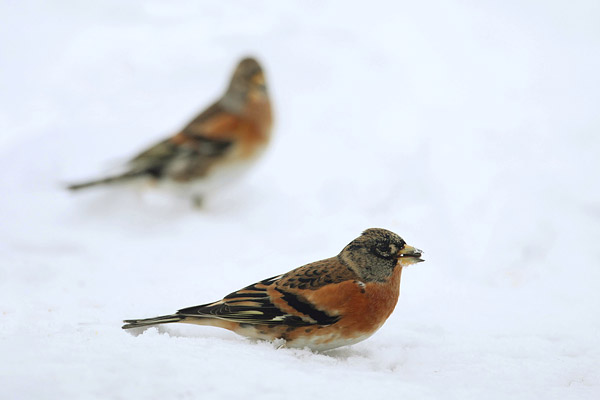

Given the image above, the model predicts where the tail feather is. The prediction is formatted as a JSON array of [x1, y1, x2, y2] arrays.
[[67, 170, 148, 191], [122, 314, 185, 329]]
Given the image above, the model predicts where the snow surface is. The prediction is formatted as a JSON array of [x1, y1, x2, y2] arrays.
[[1, 1, 600, 399]]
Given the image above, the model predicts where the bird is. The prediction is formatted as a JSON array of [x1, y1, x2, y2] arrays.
[[122, 228, 423, 351], [67, 57, 273, 206]]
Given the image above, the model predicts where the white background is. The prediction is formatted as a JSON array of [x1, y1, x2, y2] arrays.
[[1, 1, 599, 398]]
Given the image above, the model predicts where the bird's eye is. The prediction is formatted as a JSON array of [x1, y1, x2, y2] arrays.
[[373, 243, 394, 259]]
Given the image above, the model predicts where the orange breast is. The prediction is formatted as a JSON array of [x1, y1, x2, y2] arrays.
[[303, 266, 403, 335], [202, 99, 272, 158]]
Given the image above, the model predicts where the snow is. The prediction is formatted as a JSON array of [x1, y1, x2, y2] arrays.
[[1, 0, 599, 398]]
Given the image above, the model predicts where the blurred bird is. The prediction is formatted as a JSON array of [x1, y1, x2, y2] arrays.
[[67, 57, 273, 205], [122, 228, 423, 351]]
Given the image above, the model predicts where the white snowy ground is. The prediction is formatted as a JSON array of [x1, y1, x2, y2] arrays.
[[1, 1, 599, 398]]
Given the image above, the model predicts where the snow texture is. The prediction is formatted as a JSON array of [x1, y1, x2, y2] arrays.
[[1, 1, 599, 399]]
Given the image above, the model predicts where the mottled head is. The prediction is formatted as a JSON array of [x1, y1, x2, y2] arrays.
[[226, 57, 268, 96], [338, 228, 424, 282]]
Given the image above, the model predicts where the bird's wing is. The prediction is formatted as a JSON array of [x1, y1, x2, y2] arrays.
[[127, 138, 178, 170], [127, 134, 233, 178], [179, 102, 242, 141], [176, 275, 315, 326], [124, 101, 237, 177], [176, 259, 357, 326]]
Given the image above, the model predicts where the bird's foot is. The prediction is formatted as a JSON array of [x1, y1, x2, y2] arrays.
[[192, 195, 204, 208]]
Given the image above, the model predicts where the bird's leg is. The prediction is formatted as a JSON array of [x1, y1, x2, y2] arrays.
[[274, 339, 287, 350], [192, 195, 204, 208]]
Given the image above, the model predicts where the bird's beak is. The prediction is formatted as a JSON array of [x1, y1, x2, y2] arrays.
[[397, 245, 424, 266]]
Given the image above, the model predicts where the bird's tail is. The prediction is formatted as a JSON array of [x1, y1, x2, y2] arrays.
[[67, 170, 148, 191], [122, 314, 185, 329]]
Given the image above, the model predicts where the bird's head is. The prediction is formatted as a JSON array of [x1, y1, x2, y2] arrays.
[[227, 57, 268, 96], [339, 228, 424, 282]]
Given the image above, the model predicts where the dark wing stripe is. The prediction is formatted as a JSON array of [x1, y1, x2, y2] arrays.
[[225, 298, 266, 304], [177, 303, 215, 316], [274, 288, 339, 326], [224, 291, 268, 299], [176, 275, 336, 327], [227, 275, 281, 295], [176, 296, 312, 326], [187, 136, 233, 157], [259, 275, 283, 285]]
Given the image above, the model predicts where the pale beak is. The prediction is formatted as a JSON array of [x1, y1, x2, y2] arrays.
[[397, 245, 424, 265]]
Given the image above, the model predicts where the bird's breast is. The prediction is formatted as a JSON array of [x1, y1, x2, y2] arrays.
[[302, 266, 403, 334]]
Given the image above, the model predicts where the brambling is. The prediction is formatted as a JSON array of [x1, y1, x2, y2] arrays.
[[67, 57, 273, 205], [122, 228, 424, 351]]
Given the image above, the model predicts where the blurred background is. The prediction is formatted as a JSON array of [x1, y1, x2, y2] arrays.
[[1, 1, 599, 398]]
